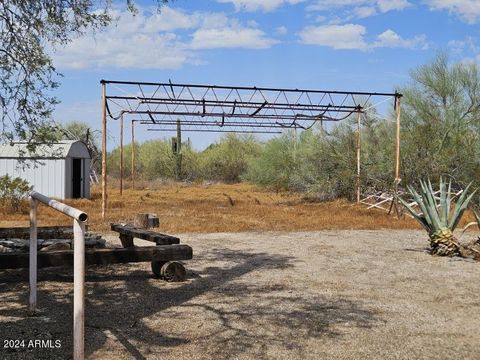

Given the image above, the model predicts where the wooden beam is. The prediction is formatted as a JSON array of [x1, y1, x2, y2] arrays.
[[0, 245, 192, 269], [110, 224, 180, 245]]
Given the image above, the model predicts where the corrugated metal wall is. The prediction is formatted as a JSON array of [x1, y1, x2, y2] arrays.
[[0, 159, 66, 198]]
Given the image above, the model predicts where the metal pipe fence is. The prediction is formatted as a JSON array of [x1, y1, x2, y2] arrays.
[[29, 191, 88, 360]]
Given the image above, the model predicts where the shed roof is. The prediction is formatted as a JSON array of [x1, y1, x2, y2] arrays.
[[0, 140, 90, 159]]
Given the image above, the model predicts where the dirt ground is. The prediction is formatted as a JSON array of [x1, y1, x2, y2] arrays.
[[1, 230, 480, 359]]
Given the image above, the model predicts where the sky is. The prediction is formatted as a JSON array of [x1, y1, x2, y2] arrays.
[[50, 0, 480, 150]]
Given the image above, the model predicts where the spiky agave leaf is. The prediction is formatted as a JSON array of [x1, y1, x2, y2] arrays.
[[439, 178, 448, 225], [419, 179, 443, 231], [449, 182, 476, 231], [398, 196, 431, 232], [400, 179, 476, 236], [407, 184, 436, 231]]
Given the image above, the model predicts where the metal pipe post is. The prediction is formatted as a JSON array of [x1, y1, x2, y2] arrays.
[[356, 111, 361, 203], [101, 81, 107, 219], [73, 219, 85, 360], [29, 198, 38, 313], [131, 120, 135, 190], [395, 95, 402, 186], [120, 113, 124, 196]]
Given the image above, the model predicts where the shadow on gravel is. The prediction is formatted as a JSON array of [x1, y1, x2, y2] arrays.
[[0, 249, 381, 359]]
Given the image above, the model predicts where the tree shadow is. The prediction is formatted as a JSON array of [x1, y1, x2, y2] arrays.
[[0, 248, 381, 359]]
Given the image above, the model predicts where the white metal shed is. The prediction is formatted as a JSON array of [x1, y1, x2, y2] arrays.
[[0, 140, 91, 199]]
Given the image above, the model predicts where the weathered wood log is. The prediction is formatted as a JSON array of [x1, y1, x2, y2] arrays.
[[151, 260, 167, 277], [160, 261, 186, 282], [134, 213, 159, 229], [0, 226, 88, 240], [110, 224, 179, 245], [119, 234, 134, 248], [0, 245, 193, 269]]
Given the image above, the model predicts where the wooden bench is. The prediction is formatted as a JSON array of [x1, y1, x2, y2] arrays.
[[110, 223, 192, 281], [110, 223, 180, 247], [0, 245, 192, 269], [0, 225, 192, 282]]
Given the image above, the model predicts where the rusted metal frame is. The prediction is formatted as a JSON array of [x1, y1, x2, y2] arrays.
[[101, 79, 399, 97], [125, 110, 354, 120], [147, 128, 282, 134], [139, 120, 317, 127]]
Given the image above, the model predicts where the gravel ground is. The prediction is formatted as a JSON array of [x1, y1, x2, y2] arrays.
[[1, 230, 480, 360]]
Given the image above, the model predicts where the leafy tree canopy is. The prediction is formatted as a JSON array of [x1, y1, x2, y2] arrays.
[[0, 0, 170, 151]]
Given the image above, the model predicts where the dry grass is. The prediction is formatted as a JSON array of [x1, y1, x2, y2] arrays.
[[0, 182, 427, 233]]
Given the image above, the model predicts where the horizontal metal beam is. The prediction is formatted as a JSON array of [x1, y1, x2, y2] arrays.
[[147, 128, 282, 134], [101, 79, 401, 98], [115, 110, 351, 121], [106, 95, 360, 112]]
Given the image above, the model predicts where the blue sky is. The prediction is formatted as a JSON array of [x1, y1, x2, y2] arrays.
[[51, 0, 480, 150]]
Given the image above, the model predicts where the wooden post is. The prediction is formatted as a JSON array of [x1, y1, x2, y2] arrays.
[[131, 120, 135, 190], [29, 198, 38, 313], [120, 113, 124, 196], [101, 81, 107, 219], [73, 219, 85, 360], [356, 111, 361, 204]]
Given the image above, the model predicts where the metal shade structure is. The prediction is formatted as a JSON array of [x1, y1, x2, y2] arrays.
[[100, 79, 402, 218]]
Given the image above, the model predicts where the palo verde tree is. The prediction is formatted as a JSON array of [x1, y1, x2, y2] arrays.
[[0, 0, 171, 150], [399, 53, 480, 188]]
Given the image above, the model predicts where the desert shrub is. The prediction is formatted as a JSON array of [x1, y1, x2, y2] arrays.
[[243, 132, 296, 191], [0, 175, 31, 213], [108, 139, 201, 181], [199, 134, 261, 182]]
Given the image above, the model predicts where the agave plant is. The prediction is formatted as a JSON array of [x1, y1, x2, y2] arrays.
[[399, 178, 476, 256]]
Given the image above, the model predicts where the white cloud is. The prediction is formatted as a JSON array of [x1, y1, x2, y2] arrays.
[[376, 0, 411, 12], [427, 0, 480, 23], [298, 24, 368, 49], [298, 24, 427, 50], [274, 26, 288, 35], [307, 0, 411, 18], [191, 23, 278, 49], [448, 37, 479, 54], [373, 30, 428, 49], [354, 6, 377, 18], [217, 0, 305, 12], [52, 7, 278, 70]]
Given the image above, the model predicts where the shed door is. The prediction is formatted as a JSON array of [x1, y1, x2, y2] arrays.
[[72, 158, 83, 198]]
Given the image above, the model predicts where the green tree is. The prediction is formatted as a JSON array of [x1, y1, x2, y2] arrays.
[[200, 134, 260, 183], [244, 132, 296, 191], [0, 1, 170, 149], [399, 53, 480, 188], [57, 121, 101, 173]]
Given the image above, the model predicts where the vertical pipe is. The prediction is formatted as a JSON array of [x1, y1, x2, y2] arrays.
[[356, 111, 361, 204], [73, 219, 85, 360], [293, 126, 297, 162], [131, 120, 135, 190], [29, 198, 38, 313], [176, 119, 182, 180], [101, 81, 107, 219], [395, 95, 401, 186], [120, 113, 124, 196]]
